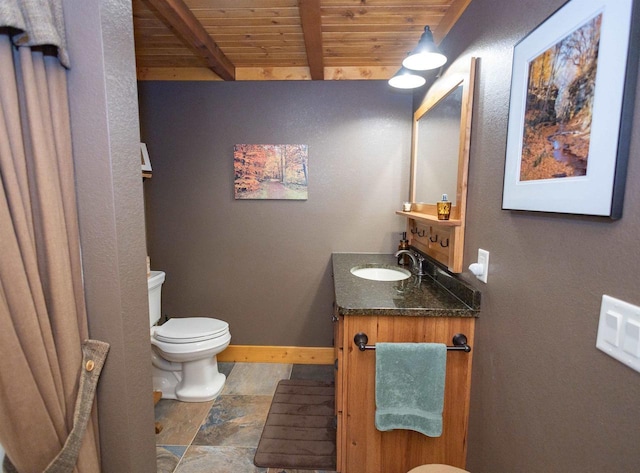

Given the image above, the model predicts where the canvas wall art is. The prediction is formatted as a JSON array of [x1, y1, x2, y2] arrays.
[[234, 144, 308, 200]]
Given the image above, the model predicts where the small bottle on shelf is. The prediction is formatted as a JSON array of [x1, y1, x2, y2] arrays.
[[437, 194, 451, 220]]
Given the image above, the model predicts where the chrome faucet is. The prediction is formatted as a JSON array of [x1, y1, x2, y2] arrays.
[[394, 249, 426, 276]]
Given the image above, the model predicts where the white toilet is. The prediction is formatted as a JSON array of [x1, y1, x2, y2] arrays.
[[148, 270, 231, 402]]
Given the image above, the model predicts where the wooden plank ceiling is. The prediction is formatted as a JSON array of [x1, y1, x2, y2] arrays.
[[133, 0, 471, 81]]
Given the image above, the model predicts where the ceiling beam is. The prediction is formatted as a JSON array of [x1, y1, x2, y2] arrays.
[[298, 0, 324, 80], [432, 0, 472, 43], [142, 0, 235, 80]]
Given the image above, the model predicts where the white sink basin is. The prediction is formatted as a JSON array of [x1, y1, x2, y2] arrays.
[[350, 265, 412, 282]]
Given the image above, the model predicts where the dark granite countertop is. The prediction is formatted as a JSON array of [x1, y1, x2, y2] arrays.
[[332, 253, 480, 317]]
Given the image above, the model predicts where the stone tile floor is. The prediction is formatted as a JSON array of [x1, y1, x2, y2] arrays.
[[155, 362, 336, 473]]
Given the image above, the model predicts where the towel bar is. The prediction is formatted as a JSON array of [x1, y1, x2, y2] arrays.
[[353, 332, 471, 353]]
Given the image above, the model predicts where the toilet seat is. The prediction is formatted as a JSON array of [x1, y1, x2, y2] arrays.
[[154, 317, 229, 343]]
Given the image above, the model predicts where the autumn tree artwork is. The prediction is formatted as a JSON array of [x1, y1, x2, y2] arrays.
[[520, 13, 602, 181], [234, 144, 308, 199]]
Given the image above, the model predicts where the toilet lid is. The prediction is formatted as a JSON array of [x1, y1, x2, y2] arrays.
[[154, 317, 229, 343]]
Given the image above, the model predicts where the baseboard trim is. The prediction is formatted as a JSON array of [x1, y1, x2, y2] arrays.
[[218, 345, 334, 365]]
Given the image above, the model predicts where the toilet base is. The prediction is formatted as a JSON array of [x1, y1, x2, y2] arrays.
[[152, 352, 227, 402], [176, 371, 226, 402], [152, 370, 181, 400]]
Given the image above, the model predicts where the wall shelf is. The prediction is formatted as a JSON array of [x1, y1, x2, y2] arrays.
[[395, 210, 461, 226]]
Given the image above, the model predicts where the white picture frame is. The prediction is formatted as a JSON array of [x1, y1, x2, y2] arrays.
[[502, 0, 639, 219]]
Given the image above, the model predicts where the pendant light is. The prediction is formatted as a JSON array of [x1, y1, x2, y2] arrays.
[[388, 66, 426, 89], [402, 26, 447, 71]]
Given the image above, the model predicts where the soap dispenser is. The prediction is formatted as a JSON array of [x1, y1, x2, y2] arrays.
[[437, 194, 451, 220], [397, 232, 411, 265]]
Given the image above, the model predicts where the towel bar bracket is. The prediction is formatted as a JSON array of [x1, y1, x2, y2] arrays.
[[353, 332, 370, 351], [353, 332, 471, 353]]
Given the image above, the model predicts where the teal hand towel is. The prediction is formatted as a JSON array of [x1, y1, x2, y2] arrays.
[[375, 342, 447, 437]]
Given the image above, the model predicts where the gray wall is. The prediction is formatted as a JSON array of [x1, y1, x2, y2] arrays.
[[439, 0, 640, 471], [138, 81, 412, 346], [64, 0, 156, 471]]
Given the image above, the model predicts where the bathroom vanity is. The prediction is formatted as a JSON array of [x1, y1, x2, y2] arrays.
[[331, 57, 480, 473], [332, 253, 480, 473]]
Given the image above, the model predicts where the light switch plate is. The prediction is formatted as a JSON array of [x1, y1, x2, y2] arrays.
[[596, 295, 640, 374]]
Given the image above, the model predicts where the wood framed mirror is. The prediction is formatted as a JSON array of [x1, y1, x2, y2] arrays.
[[397, 57, 477, 272]]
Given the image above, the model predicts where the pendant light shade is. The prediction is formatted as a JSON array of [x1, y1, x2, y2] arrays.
[[388, 67, 426, 89], [402, 26, 447, 71]]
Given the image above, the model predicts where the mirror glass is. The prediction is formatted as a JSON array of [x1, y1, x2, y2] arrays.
[[414, 84, 463, 204], [408, 57, 476, 221]]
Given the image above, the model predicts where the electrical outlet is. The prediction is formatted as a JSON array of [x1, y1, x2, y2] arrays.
[[477, 249, 489, 283]]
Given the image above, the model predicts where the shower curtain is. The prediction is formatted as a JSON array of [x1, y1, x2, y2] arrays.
[[0, 1, 104, 471]]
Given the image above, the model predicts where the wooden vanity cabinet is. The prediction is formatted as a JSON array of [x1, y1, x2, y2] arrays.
[[333, 314, 475, 473]]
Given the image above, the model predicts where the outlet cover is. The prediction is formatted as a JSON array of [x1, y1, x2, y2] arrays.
[[596, 295, 640, 374], [476, 249, 489, 283]]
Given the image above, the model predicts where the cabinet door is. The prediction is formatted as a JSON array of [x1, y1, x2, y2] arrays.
[[343, 315, 475, 473], [344, 316, 381, 473]]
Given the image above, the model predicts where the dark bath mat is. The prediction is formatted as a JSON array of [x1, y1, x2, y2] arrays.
[[254, 379, 336, 470]]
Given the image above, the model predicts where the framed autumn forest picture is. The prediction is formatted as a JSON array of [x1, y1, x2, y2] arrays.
[[234, 144, 308, 200], [502, 0, 639, 218]]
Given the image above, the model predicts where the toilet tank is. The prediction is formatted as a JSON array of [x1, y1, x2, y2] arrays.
[[147, 270, 166, 327]]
